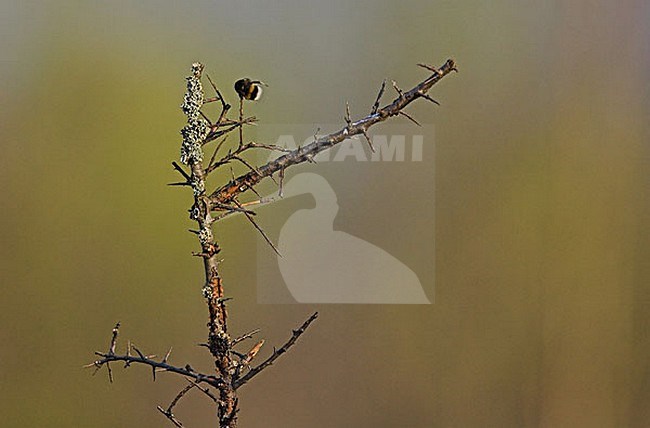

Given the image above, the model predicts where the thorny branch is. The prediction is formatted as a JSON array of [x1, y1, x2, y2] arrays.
[[86, 323, 223, 388], [88, 58, 456, 428], [209, 58, 457, 207], [234, 312, 319, 389]]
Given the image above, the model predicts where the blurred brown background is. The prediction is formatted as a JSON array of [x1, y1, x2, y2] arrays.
[[1, 1, 649, 427]]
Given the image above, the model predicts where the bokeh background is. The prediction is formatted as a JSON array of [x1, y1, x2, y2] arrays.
[[1, 1, 649, 427]]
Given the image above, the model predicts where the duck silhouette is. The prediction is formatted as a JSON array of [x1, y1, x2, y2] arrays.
[[277, 172, 431, 304]]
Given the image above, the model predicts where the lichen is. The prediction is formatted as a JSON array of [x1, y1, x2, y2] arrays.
[[198, 226, 214, 247], [180, 62, 207, 165]]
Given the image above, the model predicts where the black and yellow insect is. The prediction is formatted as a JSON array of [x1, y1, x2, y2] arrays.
[[234, 78, 266, 101]]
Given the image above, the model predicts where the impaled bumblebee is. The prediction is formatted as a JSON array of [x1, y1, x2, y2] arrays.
[[234, 78, 266, 101]]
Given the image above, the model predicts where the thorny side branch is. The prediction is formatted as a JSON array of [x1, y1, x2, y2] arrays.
[[234, 312, 319, 389], [86, 323, 224, 388], [209, 58, 457, 207]]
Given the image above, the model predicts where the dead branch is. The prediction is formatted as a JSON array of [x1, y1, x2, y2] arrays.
[[86, 323, 224, 389], [233, 312, 319, 389], [208, 58, 457, 206]]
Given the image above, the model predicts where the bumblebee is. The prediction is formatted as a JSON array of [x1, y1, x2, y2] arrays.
[[234, 78, 266, 101]]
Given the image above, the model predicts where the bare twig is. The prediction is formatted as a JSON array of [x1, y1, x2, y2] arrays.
[[91, 350, 223, 387], [371, 79, 386, 114], [399, 110, 421, 127], [238, 97, 244, 148], [344, 101, 352, 127], [157, 406, 185, 428], [231, 328, 261, 347], [361, 128, 375, 153], [187, 378, 218, 403], [391, 79, 404, 98], [278, 167, 285, 197], [205, 116, 257, 144], [207, 136, 228, 172], [86, 325, 224, 388], [232, 199, 281, 256], [234, 312, 319, 389], [156, 379, 201, 427], [418, 92, 440, 106]]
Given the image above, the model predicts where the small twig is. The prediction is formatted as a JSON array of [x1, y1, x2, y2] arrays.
[[278, 167, 285, 197], [391, 79, 404, 98], [205, 73, 230, 112], [234, 312, 318, 389], [247, 142, 293, 153], [344, 101, 352, 127], [188, 379, 218, 403], [206, 136, 228, 173], [157, 406, 185, 428], [161, 348, 173, 367], [361, 129, 375, 153], [159, 378, 205, 426], [371, 79, 386, 114], [231, 328, 261, 347], [212, 201, 257, 215], [240, 196, 280, 208], [109, 323, 119, 354], [238, 97, 244, 148], [124, 341, 132, 368], [416, 62, 440, 74], [105, 322, 120, 382], [169, 383, 195, 409], [232, 155, 262, 176], [418, 92, 440, 106], [199, 109, 213, 126], [205, 116, 257, 144], [232, 199, 281, 256]]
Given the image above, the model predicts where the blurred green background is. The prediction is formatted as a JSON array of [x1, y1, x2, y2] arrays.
[[1, 1, 649, 427]]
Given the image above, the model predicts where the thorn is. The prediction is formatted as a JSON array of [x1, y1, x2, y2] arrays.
[[399, 111, 421, 127], [278, 167, 285, 198], [419, 93, 441, 106], [162, 347, 173, 364], [371, 80, 387, 114], [171, 161, 191, 181], [362, 129, 376, 153], [109, 322, 120, 355], [391, 80, 404, 98], [232, 199, 282, 257], [344, 101, 351, 126], [417, 63, 440, 75], [125, 341, 132, 368], [132, 345, 146, 359]]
